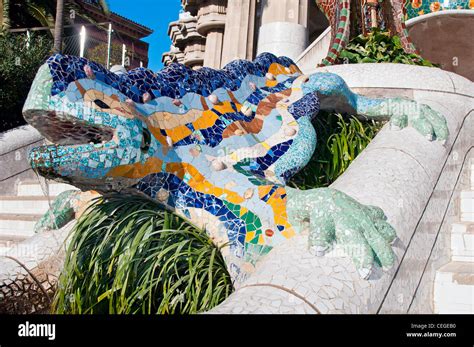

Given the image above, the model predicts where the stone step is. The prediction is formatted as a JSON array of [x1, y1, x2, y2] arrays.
[[0, 213, 41, 233], [0, 196, 53, 215], [434, 261, 474, 314], [461, 213, 474, 222], [460, 191, 474, 223], [0, 228, 33, 241], [470, 160, 474, 190], [451, 222, 474, 262], [0, 236, 26, 255], [16, 180, 76, 197], [460, 190, 474, 222], [0, 232, 31, 255], [0, 214, 42, 255], [461, 191, 474, 211]]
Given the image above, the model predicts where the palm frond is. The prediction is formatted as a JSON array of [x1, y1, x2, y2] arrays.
[[97, 0, 110, 15], [64, 2, 109, 30], [25, 2, 55, 28]]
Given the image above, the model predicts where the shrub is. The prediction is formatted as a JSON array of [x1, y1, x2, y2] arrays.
[[53, 194, 232, 314], [0, 32, 52, 132], [338, 29, 436, 66]]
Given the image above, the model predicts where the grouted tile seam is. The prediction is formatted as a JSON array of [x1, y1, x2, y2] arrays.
[[13, 53, 460, 312], [444, 71, 460, 95], [384, 145, 473, 313], [376, 110, 474, 313], [240, 283, 322, 314], [0, 255, 52, 304]]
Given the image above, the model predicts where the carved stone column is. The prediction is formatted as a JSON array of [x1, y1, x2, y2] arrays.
[[257, 0, 309, 60], [164, 11, 206, 69], [181, 0, 199, 16], [221, 0, 257, 66], [162, 45, 185, 66], [197, 0, 227, 68]]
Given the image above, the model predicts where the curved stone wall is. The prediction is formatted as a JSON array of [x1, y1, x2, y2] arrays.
[[0, 222, 73, 313], [210, 63, 473, 313], [406, 10, 474, 80]]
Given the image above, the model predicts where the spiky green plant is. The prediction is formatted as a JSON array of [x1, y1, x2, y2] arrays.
[[289, 113, 384, 189], [53, 194, 233, 314]]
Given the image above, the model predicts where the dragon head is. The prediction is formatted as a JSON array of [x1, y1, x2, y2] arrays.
[[24, 53, 318, 194], [23, 55, 167, 192]]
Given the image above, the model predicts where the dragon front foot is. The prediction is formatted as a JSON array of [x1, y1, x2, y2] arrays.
[[287, 188, 397, 279], [387, 99, 449, 142], [34, 190, 99, 233]]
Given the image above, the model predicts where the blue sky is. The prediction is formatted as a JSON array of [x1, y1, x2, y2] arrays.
[[108, 0, 181, 72]]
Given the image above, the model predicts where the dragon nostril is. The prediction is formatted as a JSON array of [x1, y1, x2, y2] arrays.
[[141, 127, 151, 153], [94, 99, 110, 109]]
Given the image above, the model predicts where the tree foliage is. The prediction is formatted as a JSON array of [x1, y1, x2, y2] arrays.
[[0, 32, 52, 132], [87, 42, 123, 67]]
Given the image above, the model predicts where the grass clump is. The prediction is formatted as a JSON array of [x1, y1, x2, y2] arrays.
[[53, 194, 232, 314], [289, 113, 384, 189]]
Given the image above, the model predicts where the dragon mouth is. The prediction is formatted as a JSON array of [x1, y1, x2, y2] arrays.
[[24, 109, 118, 182], [25, 110, 115, 146]]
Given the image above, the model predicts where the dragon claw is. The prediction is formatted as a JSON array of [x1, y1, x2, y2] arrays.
[[287, 188, 397, 280], [358, 266, 373, 280], [390, 123, 401, 131], [309, 245, 331, 257]]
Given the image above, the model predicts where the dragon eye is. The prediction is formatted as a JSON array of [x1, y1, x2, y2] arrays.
[[93, 99, 110, 109], [141, 127, 151, 153]]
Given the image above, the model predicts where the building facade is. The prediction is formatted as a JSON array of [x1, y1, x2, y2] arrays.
[[0, 0, 153, 69], [162, 0, 328, 69], [71, 0, 153, 69]]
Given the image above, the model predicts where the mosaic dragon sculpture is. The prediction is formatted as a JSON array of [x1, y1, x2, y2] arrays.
[[315, 0, 418, 65], [19, 53, 448, 289]]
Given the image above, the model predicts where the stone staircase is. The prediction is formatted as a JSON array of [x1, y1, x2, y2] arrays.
[[434, 160, 474, 313], [295, 27, 331, 74], [0, 180, 75, 252]]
